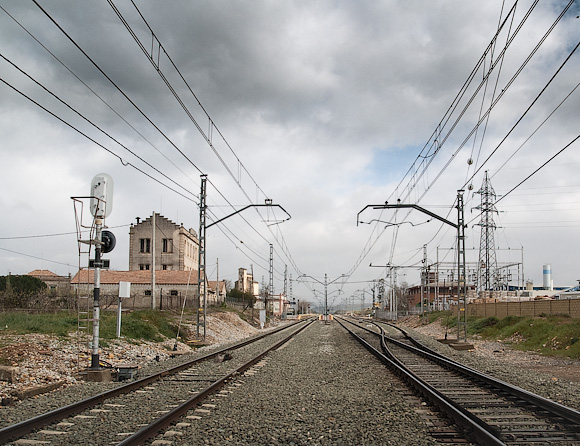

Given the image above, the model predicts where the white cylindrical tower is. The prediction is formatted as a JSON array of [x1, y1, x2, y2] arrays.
[[543, 264, 552, 290]]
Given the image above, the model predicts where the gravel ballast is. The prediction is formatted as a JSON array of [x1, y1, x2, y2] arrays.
[[1, 315, 579, 444], [167, 320, 440, 445]]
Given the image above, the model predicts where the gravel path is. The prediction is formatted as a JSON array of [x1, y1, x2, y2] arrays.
[[164, 320, 440, 445]]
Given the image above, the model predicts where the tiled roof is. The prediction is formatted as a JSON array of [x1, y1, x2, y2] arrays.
[[28, 269, 59, 277], [207, 280, 226, 293], [71, 269, 199, 285]]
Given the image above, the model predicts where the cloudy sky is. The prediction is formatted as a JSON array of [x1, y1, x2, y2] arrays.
[[1, 1, 579, 310]]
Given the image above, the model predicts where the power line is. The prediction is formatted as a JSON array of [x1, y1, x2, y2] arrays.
[[0, 224, 131, 240], [345, 1, 531, 277], [0, 4, 197, 189], [465, 37, 580, 188], [24, 1, 289, 276], [0, 53, 199, 202], [30, 0, 206, 178], [0, 76, 197, 203], [107, 0, 303, 278], [0, 246, 77, 268], [362, 1, 574, 276], [495, 133, 580, 206]]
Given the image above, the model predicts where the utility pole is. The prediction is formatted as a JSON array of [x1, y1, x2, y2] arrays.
[[268, 244, 273, 316], [151, 211, 156, 309], [324, 273, 328, 320], [457, 190, 467, 341], [421, 245, 427, 315], [298, 273, 344, 321], [197, 175, 207, 338], [197, 188, 290, 328], [392, 268, 398, 320], [216, 258, 219, 304], [283, 265, 288, 318]]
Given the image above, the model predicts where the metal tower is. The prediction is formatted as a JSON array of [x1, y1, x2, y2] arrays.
[[475, 171, 498, 292], [197, 175, 207, 338], [268, 244, 274, 315]]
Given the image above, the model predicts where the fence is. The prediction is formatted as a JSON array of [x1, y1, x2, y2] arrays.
[[456, 299, 580, 319], [376, 307, 422, 320]]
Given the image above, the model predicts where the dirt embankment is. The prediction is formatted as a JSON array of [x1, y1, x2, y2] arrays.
[[0, 311, 261, 404]]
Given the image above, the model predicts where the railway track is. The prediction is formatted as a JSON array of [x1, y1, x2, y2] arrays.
[[338, 316, 580, 445], [0, 318, 313, 445]]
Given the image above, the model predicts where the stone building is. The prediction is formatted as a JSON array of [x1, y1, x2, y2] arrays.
[[235, 267, 259, 296], [27, 270, 71, 295], [71, 269, 226, 309], [129, 213, 199, 272]]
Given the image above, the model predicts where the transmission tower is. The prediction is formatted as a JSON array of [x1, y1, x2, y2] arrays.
[[475, 171, 498, 293]]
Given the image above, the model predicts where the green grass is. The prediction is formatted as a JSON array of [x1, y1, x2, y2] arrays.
[[0, 310, 181, 342], [428, 311, 580, 359], [0, 312, 78, 337]]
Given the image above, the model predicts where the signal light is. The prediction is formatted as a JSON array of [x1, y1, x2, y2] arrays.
[[101, 230, 116, 253]]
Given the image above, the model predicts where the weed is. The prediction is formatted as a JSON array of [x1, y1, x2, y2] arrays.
[[458, 314, 580, 360], [0, 310, 181, 343]]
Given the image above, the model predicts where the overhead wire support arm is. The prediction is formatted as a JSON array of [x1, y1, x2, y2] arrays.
[[358, 191, 468, 342], [357, 204, 457, 229], [206, 203, 291, 229]]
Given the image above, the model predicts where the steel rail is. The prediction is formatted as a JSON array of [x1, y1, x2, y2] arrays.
[[374, 320, 580, 426], [117, 318, 315, 445], [0, 319, 304, 443], [336, 317, 505, 446]]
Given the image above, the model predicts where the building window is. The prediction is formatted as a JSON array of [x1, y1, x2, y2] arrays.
[[139, 238, 151, 253], [170, 290, 178, 296], [139, 264, 150, 270], [144, 290, 151, 296], [162, 238, 173, 253], [162, 264, 168, 270]]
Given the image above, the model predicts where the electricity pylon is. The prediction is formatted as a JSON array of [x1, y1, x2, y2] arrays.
[[475, 171, 498, 293]]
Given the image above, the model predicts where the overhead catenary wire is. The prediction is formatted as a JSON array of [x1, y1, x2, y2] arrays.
[[465, 0, 514, 187], [350, 0, 575, 278], [0, 4, 197, 189], [106, 0, 303, 278], [30, 0, 206, 178], [0, 53, 198, 202], [123, 0, 269, 202], [344, 1, 533, 277], [21, 1, 290, 278], [0, 75, 197, 204]]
